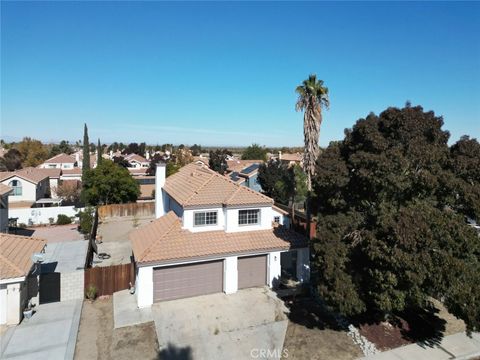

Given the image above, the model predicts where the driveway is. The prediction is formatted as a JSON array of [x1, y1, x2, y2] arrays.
[[0, 300, 82, 360], [152, 287, 289, 360]]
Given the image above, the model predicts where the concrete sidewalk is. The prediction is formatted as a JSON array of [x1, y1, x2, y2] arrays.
[[0, 300, 82, 360], [113, 289, 153, 329], [359, 331, 480, 360]]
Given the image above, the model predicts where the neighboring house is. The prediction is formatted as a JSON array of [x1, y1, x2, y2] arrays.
[[0, 234, 46, 325], [276, 151, 303, 167], [0, 184, 13, 233], [124, 153, 149, 168], [227, 163, 263, 192], [39, 153, 76, 169], [129, 162, 309, 308], [128, 168, 149, 177], [0, 168, 52, 208], [72, 150, 97, 169], [60, 168, 83, 182]]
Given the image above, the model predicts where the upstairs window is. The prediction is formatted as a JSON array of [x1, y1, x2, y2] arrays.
[[8, 180, 22, 196], [239, 209, 260, 225], [194, 211, 218, 226]]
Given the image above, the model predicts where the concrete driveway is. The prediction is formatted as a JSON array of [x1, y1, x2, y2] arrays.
[[152, 287, 289, 360], [0, 300, 82, 360]]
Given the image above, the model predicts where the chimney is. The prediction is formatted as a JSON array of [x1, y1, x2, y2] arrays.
[[278, 151, 282, 161], [75, 153, 80, 164], [146, 151, 150, 160], [155, 162, 166, 218], [110, 150, 113, 159]]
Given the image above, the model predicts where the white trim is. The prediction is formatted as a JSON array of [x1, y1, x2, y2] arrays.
[[0, 276, 26, 285]]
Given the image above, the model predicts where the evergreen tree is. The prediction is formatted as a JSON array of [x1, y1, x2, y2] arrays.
[[82, 124, 90, 178], [97, 138, 103, 166]]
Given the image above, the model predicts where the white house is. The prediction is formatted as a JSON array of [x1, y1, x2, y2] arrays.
[[0, 234, 46, 325], [39, 153, 76, 170], [129, 162, 309, 308], [0, 184, 13, 233], [0, 168, 52, 207], [124, 153, 149, 168]]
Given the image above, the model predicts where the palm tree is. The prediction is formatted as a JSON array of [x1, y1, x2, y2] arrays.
[[295, 74, 329, 191]]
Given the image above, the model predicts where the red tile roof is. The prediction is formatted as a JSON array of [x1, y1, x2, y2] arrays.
[[0, 234, 46, 280], [130, 211, 308, 264], [43, 153, 76, 164]]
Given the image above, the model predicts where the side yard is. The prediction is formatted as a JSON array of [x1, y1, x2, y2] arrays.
[[74, 297, 159, 360]]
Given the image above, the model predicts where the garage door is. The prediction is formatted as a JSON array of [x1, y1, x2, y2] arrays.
[[153, 260, 223, 302], [238, 255, 267, 289]]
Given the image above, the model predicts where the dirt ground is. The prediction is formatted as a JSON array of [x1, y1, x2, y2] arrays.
[[74, 297, 159, 360], [13, 224, 84, 243], [97, 216, 154, 243], [282, 297, 363, 360]]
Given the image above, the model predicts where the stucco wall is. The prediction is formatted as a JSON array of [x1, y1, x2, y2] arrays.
[[9, 206, 81, 226], [0, 280, 25, 325], [1, 176, 37, 203]]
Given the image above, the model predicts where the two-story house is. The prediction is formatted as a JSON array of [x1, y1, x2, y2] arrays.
[[129, 162, 309, 308], [39, 153, 77, 169], [124, 153, 149, 168]]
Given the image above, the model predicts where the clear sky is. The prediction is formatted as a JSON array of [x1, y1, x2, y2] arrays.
[[1, 1, 479, 147]]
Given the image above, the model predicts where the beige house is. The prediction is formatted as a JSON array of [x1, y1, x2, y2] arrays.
[[0, 168, 52, 208], [130, 163, 309, 308], [0, 234, 46, 325], [39, 153, 76, 170]]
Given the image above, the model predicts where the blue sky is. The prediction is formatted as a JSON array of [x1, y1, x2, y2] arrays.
[[1, 1, 479, 147]]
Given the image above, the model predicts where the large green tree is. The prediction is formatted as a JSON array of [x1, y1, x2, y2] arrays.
[[81, 160, 140, 206], [311, 104, 480, 332], [241, 144, 267, 161], [295, 74, 329, 191], [209, 149, 232, 175]]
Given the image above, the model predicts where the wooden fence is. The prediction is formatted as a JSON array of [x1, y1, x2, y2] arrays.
[[84, 263, 135, 296], [98, 202, 155, 219]]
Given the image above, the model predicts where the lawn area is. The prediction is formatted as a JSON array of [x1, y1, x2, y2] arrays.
[[282, 297, 363, 360], [74, 297, 159, 360]]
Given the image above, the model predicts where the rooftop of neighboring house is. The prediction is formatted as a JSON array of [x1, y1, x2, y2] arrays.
[[129, 210, 307, 264], [226, 159, 264, 174], [0, 167, 60, 184], [125, 153, 148, 163], [61, 168, 82, 176], [0, 234, 46, 280], [43, 153, 76, 164], [279, 153, 302, 162], [163, 162, 272, 208], [192, 156, 209, 166], [128, 167, 149, 176], [0, 183, 12, 196]]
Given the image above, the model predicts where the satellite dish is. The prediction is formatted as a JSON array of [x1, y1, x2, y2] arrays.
[[31, 253, 44, 264]]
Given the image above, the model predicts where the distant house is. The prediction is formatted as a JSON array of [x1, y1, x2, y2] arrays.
[[226, 160, 264, 192], [129, 163, 309, 308], [124, 154, 149, 168], [0, 234, 46, 325], [276, 151, 302, 167], [128, 168, 149, 177], [39, 153, 76, 170], [59, 168, 83, 182], [0, 184, 13, 233], [0, 168, 53, 208]]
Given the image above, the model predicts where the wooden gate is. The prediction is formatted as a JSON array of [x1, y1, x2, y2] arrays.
[[84, 263, 135, 296]]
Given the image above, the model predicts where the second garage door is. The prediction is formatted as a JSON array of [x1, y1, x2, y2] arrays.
[[153, 260, 223, 302], [238, 255, 267, 289]]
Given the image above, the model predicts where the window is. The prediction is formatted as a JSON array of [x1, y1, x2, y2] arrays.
[[274, 216, 280, 223], [194, 211, 218, 226], [8, 180, 22, 196], [239, 209, 260, 225]]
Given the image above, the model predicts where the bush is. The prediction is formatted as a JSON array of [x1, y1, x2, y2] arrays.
[[85, 284, 97, 300], [56, 214, 72, 225], [77, 207, 94, 235]]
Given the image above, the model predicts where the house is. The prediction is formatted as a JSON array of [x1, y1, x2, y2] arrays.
[[0, 168, 53, 208], [60, 168, 83, 182], [0, 234, 46, 325], [0, 184, 13, 233], [276, 151, 303, 167], [124, 153, 149, 168], [39, 153, 76, 169], [129, 162, 309, 308], [227, 162, 263, 192]]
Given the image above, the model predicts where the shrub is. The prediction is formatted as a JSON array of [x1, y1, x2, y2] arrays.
[[85, 284, 97, 300], [18, 223, 27, 228], [56, 214, 72, 225], [48, 217, 55, 225], [77, 207, 94, 235]]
